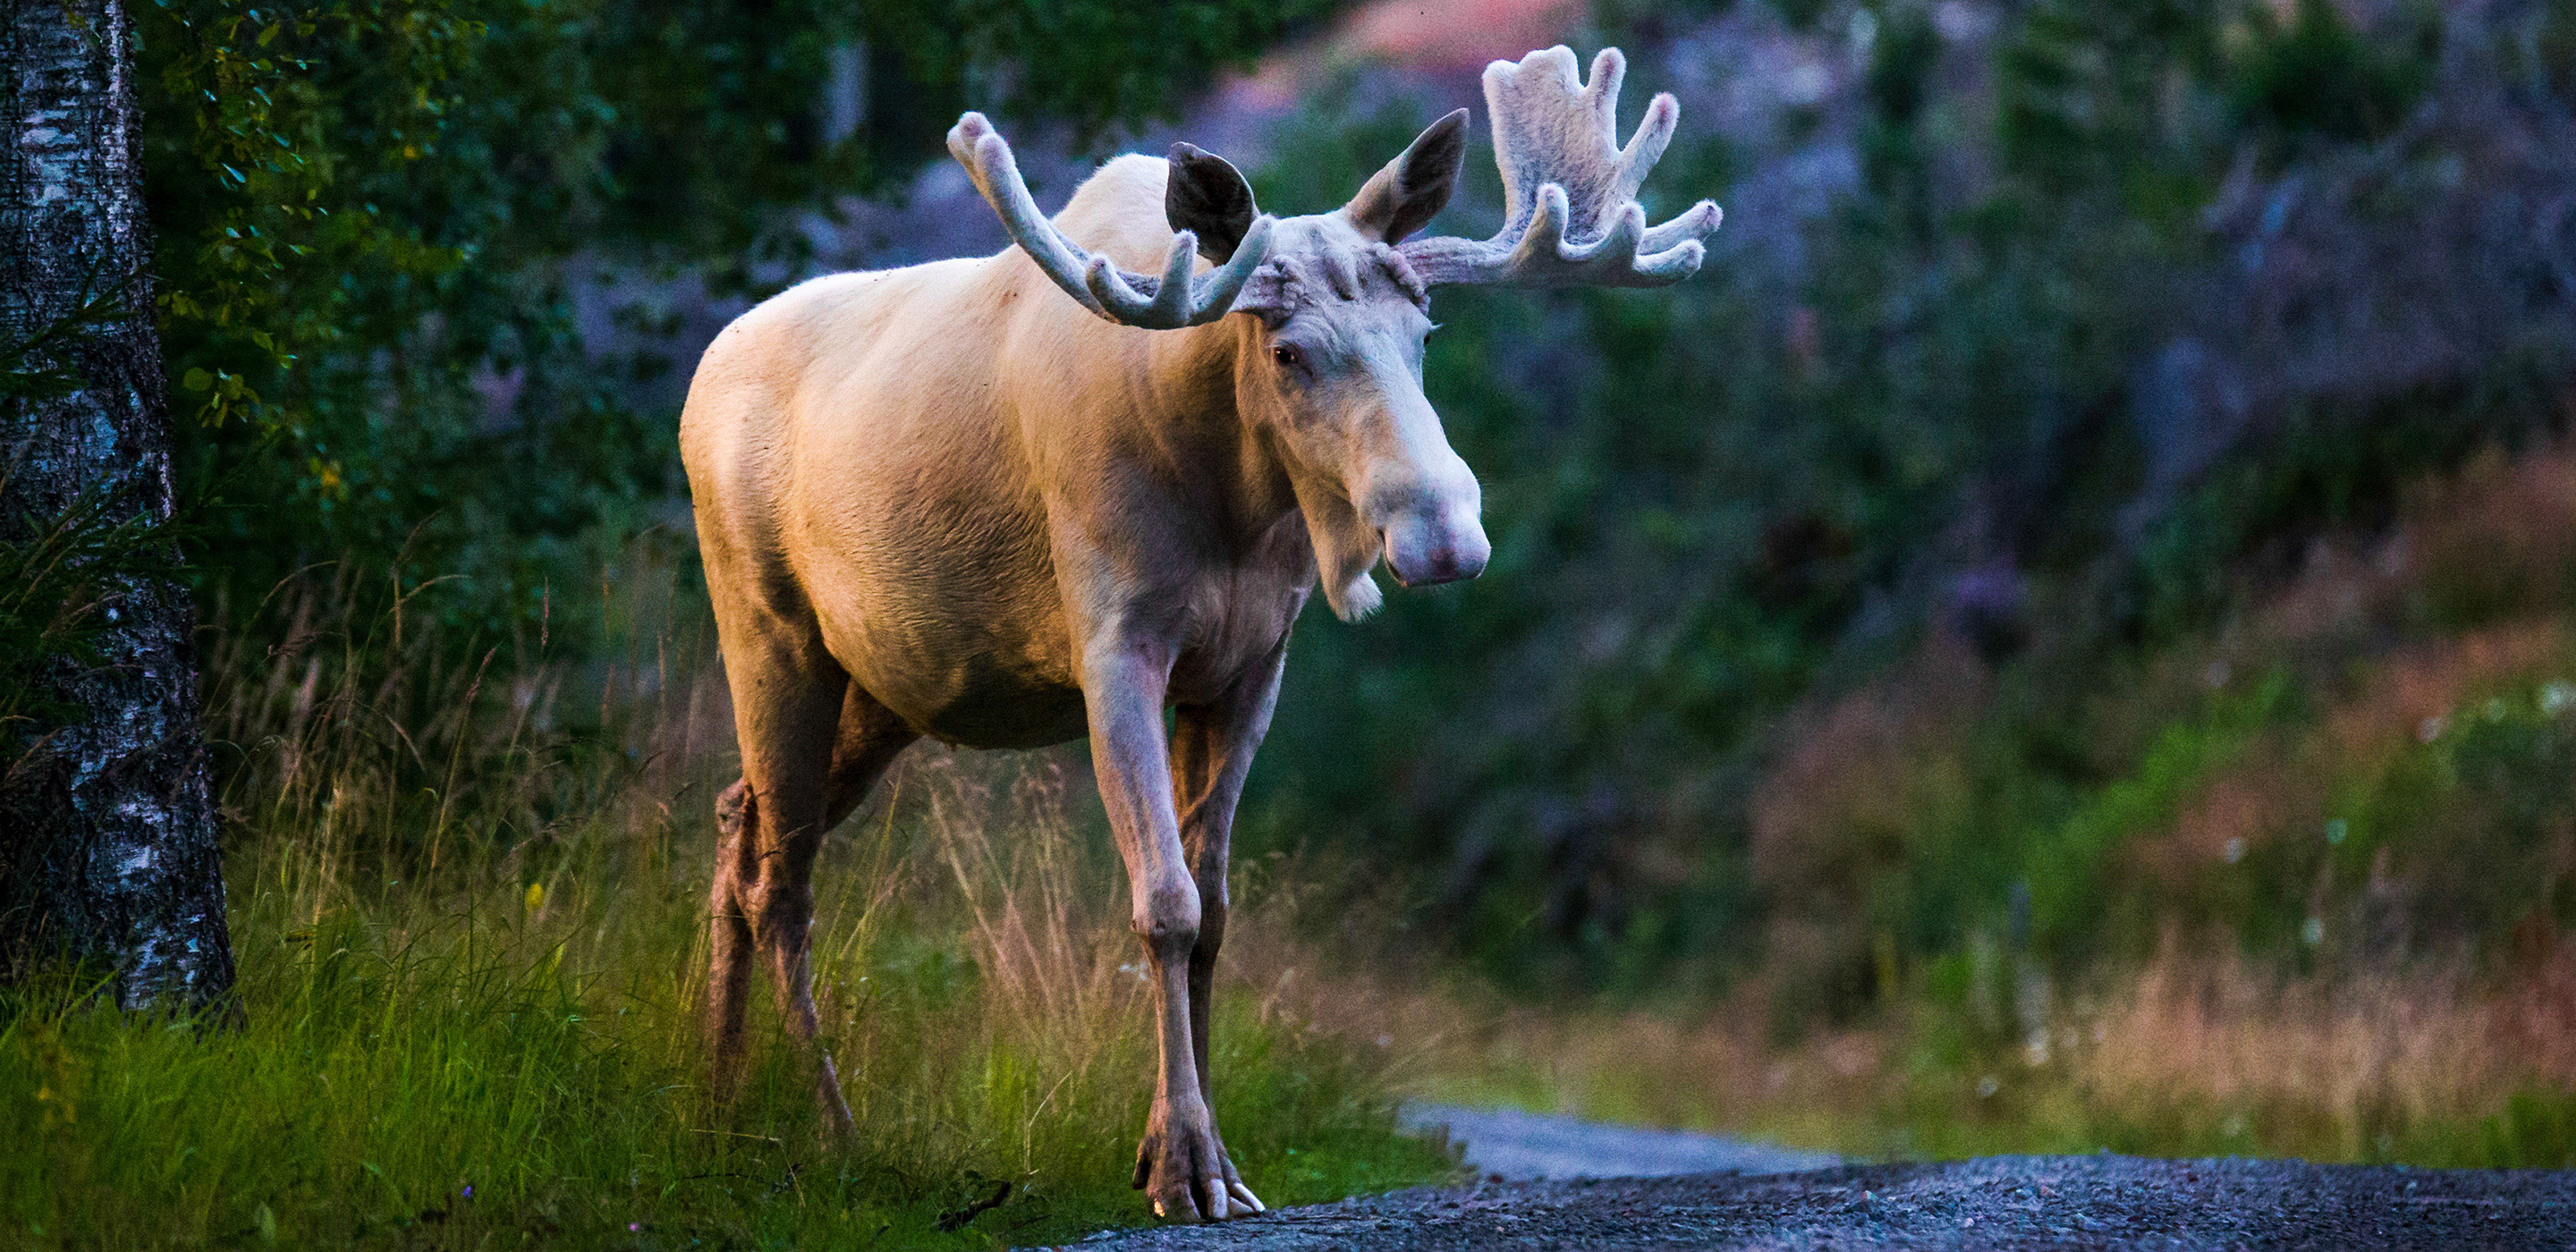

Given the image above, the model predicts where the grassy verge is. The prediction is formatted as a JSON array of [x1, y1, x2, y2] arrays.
[[1419, 941, 2576, 1171], [1, 564, 1453, 1249]]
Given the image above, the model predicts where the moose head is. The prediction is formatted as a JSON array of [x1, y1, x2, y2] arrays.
[[947, 46, 1722, 621]]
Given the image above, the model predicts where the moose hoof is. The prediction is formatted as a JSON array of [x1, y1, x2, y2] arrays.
[[1133, 1116, 1263, 1222]]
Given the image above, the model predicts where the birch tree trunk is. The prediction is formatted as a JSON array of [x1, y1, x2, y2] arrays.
[[1, 0, 235, 1009]]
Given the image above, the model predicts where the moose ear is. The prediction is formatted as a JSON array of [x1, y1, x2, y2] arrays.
[[1166, 142, 1259, 264], [1343, 109, 1468, 244]]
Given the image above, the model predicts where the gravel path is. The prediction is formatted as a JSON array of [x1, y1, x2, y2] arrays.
[[1049, 1112, 2576, 1250]]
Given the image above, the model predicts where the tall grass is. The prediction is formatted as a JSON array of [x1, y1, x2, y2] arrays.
[[1, 555, 1451, 1249], [1411, 943, 2576, 1168]]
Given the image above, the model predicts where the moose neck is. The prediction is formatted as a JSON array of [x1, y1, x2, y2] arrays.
[[1133, 316, 1307, 554]]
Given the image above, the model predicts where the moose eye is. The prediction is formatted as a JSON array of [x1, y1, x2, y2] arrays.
[[1270, 343, 1303, 371]]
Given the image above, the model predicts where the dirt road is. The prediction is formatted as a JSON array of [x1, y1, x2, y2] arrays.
[[1053, 1111, 2576, 1249]]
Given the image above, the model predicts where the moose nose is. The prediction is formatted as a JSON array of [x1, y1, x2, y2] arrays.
[[1382, 512, 1491, 588]]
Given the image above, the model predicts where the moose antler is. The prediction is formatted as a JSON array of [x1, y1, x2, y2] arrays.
[[948, 113, 1275, 328], [1400, 47, 1721, 289]]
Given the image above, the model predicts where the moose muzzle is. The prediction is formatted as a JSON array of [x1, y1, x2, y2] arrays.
[[1377, 485, 1489, 588], [1349, 380, 1489, 588]]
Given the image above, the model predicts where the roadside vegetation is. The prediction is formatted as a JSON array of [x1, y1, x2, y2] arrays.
[[0, 565, 1449, 1249], [1350, 439, 2576, 1169]]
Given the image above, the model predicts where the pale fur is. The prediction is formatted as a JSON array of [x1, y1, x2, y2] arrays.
[[683, 155, 1476, 1222], [682, 45, 1712, 1225]]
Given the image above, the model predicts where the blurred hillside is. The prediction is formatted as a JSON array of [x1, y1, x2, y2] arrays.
[[1227, 0, 2576, 1013], [1204, 0, 2576, 1164]]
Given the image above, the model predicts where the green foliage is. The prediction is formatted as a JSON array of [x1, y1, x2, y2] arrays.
[[1852, 1074, 2576, 1169], [2462, 1090, 2576, 1169], [2316, 674, 2576, 950], [2119, 364, 2572, 645], [2228, 0, 2437, 146], [1997, 0, 2221, 202], [2020, 673, 2286, 956], [141, 0, 1335, 645]]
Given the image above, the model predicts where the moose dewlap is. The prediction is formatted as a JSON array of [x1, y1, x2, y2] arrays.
[[678, 45, 1719, 1223]]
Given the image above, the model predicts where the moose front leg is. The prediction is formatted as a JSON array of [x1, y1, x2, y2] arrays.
[[1160, 642, 1286, 1216], [1086, 640, 1251, 1222]]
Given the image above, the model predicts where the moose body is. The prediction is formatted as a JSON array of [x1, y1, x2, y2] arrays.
[[682, 46, 1718, 1222], [685, 160, 1315, 750]]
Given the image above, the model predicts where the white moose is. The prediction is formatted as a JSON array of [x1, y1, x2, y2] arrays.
[[680, 46, 1719, 1222]]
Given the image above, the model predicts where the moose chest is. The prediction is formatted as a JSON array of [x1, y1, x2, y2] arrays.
[[1162, 554, 1311, 706], [808, 500, 1309, 747]]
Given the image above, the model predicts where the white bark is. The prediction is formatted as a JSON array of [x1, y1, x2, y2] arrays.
[[2, 0, 235, 1010]]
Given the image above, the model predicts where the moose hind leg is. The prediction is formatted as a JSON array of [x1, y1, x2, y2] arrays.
[[752, 679, 917, 1145], [762, 681, 916, 1125], [715, 646, 855, 1140], [705, 778, 759, 1101]]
